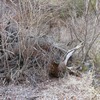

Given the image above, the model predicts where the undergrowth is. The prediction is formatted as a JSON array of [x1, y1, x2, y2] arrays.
[[0, 0, 99, 89]]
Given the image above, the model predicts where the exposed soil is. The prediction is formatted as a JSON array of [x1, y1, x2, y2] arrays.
[[0, 73, 98, 100]]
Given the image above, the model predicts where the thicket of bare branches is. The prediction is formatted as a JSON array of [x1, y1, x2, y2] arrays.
[[0, 0, 100, 87]]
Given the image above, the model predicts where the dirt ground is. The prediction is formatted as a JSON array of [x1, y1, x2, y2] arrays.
[[0, 72, 98, 100]]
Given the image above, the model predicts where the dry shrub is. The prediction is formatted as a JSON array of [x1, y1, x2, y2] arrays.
[[0, 0, 72, 85], [0, 33, 66, 85], [0, 0, 99, 87]]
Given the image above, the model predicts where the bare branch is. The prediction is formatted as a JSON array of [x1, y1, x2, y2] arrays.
[[64, 42, 83, 66]]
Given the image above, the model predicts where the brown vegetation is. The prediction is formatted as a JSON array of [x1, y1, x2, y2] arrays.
[[0, 0, 100, 99]]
